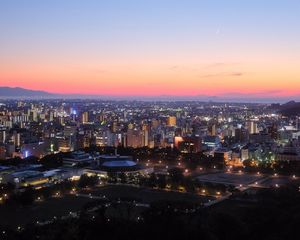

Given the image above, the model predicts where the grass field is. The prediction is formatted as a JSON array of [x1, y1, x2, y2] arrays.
[[80, 184, 215, 203]]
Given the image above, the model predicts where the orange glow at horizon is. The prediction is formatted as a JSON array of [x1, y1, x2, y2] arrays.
[[1, 60, 300, 97]]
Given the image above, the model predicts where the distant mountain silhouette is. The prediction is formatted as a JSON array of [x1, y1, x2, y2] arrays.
[[278, 101, 300, 116], [0, 86, 299, 104], [0, 87, 53, 98]]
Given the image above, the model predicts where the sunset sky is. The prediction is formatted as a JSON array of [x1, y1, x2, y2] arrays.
[[0, 0, 299, 98]]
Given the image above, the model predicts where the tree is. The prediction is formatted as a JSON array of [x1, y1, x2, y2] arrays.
[[184, 177, 196, 193], [40, 153, 63, 168], [117, 173, 126, 183], [18, 187, 34, 206], [78, 175, 99, 188], [168, 168, 184, 184], [148, 173, 157, 188], [157, 174, 167, 189]]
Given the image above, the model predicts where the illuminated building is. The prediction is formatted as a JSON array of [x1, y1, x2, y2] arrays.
[[58, 137, 73, 152], [151, 119, 160, 128], [235, 127, 249, 143], [268, 124, 278, 140], [3, 170, 48, 189], [64, 125, 77, 137], [202, 135, 221, 149], [241, 147, 249, 161], [208, 123, 217, 136], [249, 133, 272, 144], [174, 136, 201, 153], [167, 116, 177, 127], [276, 149, 300, 164], [86, 154, 153, 178], [63, 151, 94, 167], [127, 128, 146, 148], [81, 112, 89, 124], [0, 130, 6, 143], [214, 148, 232, 167], [13, 131, 21, 147], [246, 120, 258, 134], [0, 145, 6, 160]]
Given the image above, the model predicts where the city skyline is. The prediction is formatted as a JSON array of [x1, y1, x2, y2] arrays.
[[1, 0, 300, 98]]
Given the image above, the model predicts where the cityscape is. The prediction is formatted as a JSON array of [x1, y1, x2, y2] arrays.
[[1, 1, 300, 240]]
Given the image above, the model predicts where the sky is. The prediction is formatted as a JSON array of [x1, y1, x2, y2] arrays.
[[0, 0, 300, 98]]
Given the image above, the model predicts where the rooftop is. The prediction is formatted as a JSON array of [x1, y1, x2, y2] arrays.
[[102, 160, 137, 168]]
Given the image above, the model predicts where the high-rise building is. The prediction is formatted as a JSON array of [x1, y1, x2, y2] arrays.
[[111, 121, 118, 133], [64, 125, 77, 137], [0, 145, 6, 160], [127, 128, 145, 148], [268, 124, 278, 140], [174, 136, 201, 153], [235, 127, 249, 143], [241, 147, 249, 161], [32, 110, 38, 122], [81, 112, 89, 124], [208, 124, 217, 136], [13, 131, 21, 147], [246, 121, 258, 134], [151, 119, 159, 129], [0, 130, 6, 144], [49, 111, 54, 122], [167, 116, 176, 127]]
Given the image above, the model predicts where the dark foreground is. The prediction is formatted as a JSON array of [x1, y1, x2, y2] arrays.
[[1, 186, 300, 240]]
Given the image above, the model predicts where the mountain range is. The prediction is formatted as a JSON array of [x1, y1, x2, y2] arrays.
[[0, 86, 300, 104], [0, 87, 53, 98]]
